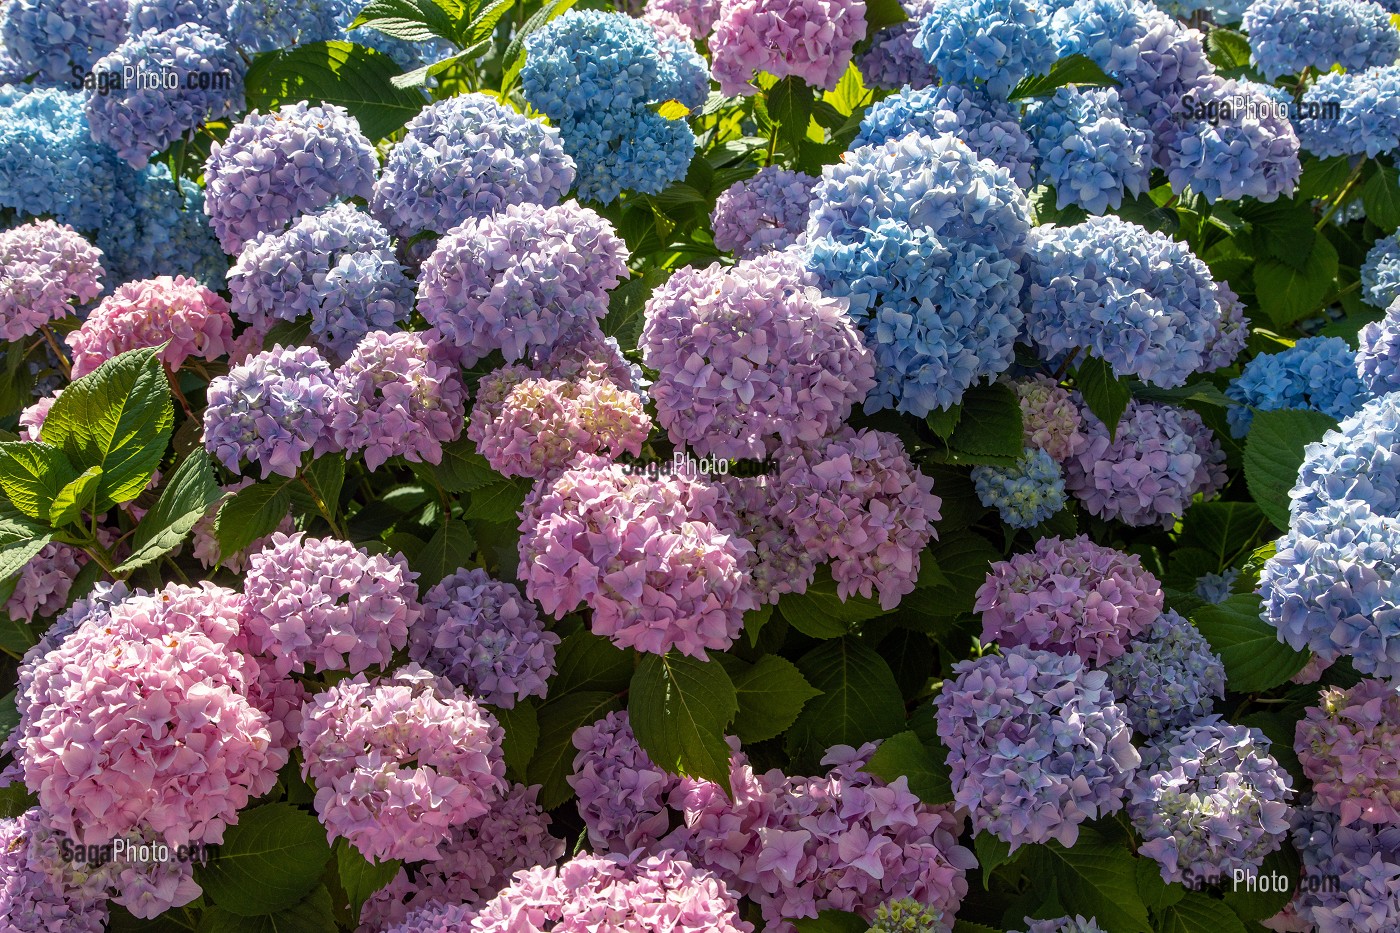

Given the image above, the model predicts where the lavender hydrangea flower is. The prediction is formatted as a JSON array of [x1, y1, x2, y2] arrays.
[[640, 253, 874, 458], [126, 0, 228, 33], [0, 809, 108, 931], [1022, 86, 1153, 214], [0, 220, 102, 342], [5, 543, 82, 623], [1358, 300, 1400, 395], [643, 0, 720, 36], [1016, 917, 1110, 933], [710, 0, 866, 95], [1131, 716, 1293, 884], [1297, 65, 1400, 158], [913, 0, 1056, 100], [228, 202, 412, 360], [718, 473, 820, 604], [1291, 803, 1400, 931], [371, 94, 575, 239], [1025, 217, 1222, 388], [85, 24, 244, 169], [1195, 568, 1239, 604], [1014, 376, 1087, 463], [971, 448, 1067, 530], [202, 345, 336, 478], [203, 102, 378, 254], [1115, 9, 1213, 126], [1103, 610, 1227, 736], [327, 330, 468, 471], [853, 84, 1036, 189], [413, 568, 559, 709], [1226, 336, 1370, 436], [1204, 280, 1250, 371], [1297, 678, 1400, 826], [1159, 77, 1301, 203], [1, 0, 128, 83], [569, 711, 679, 853], [416, 201, 628, 366], [856, 0, 938, 90], [1242, 0, 1400, 81], [1361, 233, 1400, 309], [710, 167, 818, 259], [936, 646, 1141, 849]]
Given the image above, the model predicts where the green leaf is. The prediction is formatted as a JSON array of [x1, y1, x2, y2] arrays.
[[528, 691, 625, 809], [603, 267, 668, 348], [1077, 356, 1131, 440], [351, 0, 464, 42], [1008, 53, 1119, 100], [469, 0, 516, 42], [974, 833, 1014, 887], [1136, 854, 1184, 911], [731, 654, 821, 743], [861, 730, 953, 804], [629, 652, 738, 790], [1021, 827, 1151, 933], [1156, 891, 1248, 933], [792, 911, 869, 933], [1176, 501, 1270, 572], [862, 0, 907, 34], [787, 639, 906, 769], [1254, 237, 1338, 328], [118, 451, 222, 573], [1204, 26, 1252, 69], [297, 456, 345, 518], [1363, 163, 1400, 233], [389, 46, 481, 89], [492, 701, 539, 780], [767, 76, 816, 153], [926, 404, 962, 440], [411, 519, 476, 590], [334, 839, 400, 919], [465, 479, 527, 523], [1222, 844, 1298, 922], [40, 347, 173, 512], [431, 439, 500, 494], [0, 441, 79, 520], [244, 41, 428, 142], [1242, 408, 1339, 528], [0, 780, 35, 819], [213, 480, 293, 562], [902, 534, 1001, 619], [948, 382, 1024, 458], [1191, 593, 1309, 692], [48, 465, 102, 527], [197, 803, 332, 916], [550, 629, 636, 696], [0, 503, 52, 582], [779, 565, 885, 638], [198, 884, 337, 933]]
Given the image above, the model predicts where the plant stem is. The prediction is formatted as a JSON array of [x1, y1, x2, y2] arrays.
[[298, 475, 344, 538], [38, 326, 71, 379], [1315, 159, 1367, 230]]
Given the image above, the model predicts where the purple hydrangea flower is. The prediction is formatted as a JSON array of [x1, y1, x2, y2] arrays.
[[643, 0, 720, 36], [1204, 279, 1250, 371], [971, 447, 1067, 530], [1022, 86, 1153, 214], [1103, 610, 1226, 737], [569, 711, 679, 853], [913, 0, 1056, 100], [1226, 336, 1370, 437], [710, 166, 818, 259], [0, 809, 108, 931], [1115, 9, 1214, 127], [202, 345, 336, 478], [4, 542, 82, 624], [1358, 300, 1400, 395], [857, 0, 938, 90], [1160, 77, 1301, 203], [1016, 917, 1109, 933], [718, 472, 819, 605], [0, 219, 103, 342], [1297, 678, 1400, 826], [1291, 803, 1400, 931], [1242, 0, 1400, 81], [710, 0, 866, 95]]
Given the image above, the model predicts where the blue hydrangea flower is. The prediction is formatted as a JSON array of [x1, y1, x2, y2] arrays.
[[854, 83, 1036, 189], [1291, 804, 1400, 932], [1, 0, 128, 83], [1358, 300, 1400, 395], [99, 162, 227, 286], [971, 447, 1066, 529], [1242, 0, 1400, 82], [85, 24, 245, 170], [857, 0, 939, 90], [1024, 217, 1222, 389], [1102, 610, 1226, 737], [1022, 86, 1152, 214], [371, 93, 575, 238], [521, 10, 704, 203], [203, 344, 337, 478], [226, 0, 342, 52], [1362, 233, 1400, 309], [1160, 76, 1301, 203], [1194, 568, 1238, 604], [1225, 336, 1370, 436], [1114, 8, 1213, 125], [1049, 0, 1149, 75], [1297, 65, 1400, 158], [913, 0, 1057, 100], [126, 0, 228, 34], [1015, 918, 1110, 933]]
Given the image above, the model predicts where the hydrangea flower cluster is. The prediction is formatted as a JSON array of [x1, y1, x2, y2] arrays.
[[1358, 301, 1400, 395], [1130, 716, 1294, 884], [66, 275, 233, 378], [5, 543, 82, 624], [327, 330, 468, 471], [202, 345, 336, 478], [853, 84, 1036, 189], [640, 254, 874, 458], [1022, 86, 1152, 215], [125, 0, 228, 33], [1195, 568, 1239, 605], [1290, 804, 1400, 932], [85, 24, 244, 169], [856, 0, 938, 90], [1103, 610, 1226, 737], [1226, 336, 1371, 436], [868, 898, 950, 933], [1014, 376, 1087, 463], [1204, 280, 1250, 371], [0, 0, 128, 83], [805, 133, 1031, 415], [0, 87, 123, 233], [298, 666, 507, 863], [718, 472, 819, 604], [976, 534, 1164, 666], [1296, 678, 1400, 826], [913, 0, 1056, 99], [229, 203, 412, 360], [1016, 918, 1109, 933], [413, 568, 559, 708], [643, 0, 720, 37], [971, 447, 1067, 530], [1362, 233, 1400, 309], [710, 167, 818, 259], [1048, 0, 1148, 75], [519, 456, 757, 656], [1297, 65, 1400, 158], [1024, 217, 1223, 388], [417, 201, 629, 366], [0, 808, 108, 932], [371, 94, 575, 239], [569, 710, 680, 853], [203, 102, 378, 254], [242, 533, 419, 676], [18, 583, 284, 849], [1241, 0, 1400, 81], [0, 220, 102, 342], [1114, 9, 1214, 126], [521, 10, 706, 202], [709, 0, 866, 95], [1066, 399, 1226, 528], [1158, 77, 1301, 203], [935, 646, 1141, 849]]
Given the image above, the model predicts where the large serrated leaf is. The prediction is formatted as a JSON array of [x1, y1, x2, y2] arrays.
[[333, 839, 400, 919], [196, 803, 331, 916], [1008, 53, 1119, 99], [48, 465, 102, 528], [786, 639, 906, 770], [1254, 238, 1337, 328], [118, 451, 222, 573], [861, 730, 953, 805], [948, 382, 1024, 458], [1021, 827, 1151, 932], [1191, 593, 1310, 692], [1076, 355, 1131, 441], [411, 518, 476, 591], [213, 480, 293, 561], [1242, 408, 1338, 528], [528, 690, 625, 809], [0, 441, 77, 521], [629, 652, 738, 791], [778, 565, 884, 637], [731, 654, 821, 743], [1156, 890, 1248, 933], [198, 884, 337, 933]]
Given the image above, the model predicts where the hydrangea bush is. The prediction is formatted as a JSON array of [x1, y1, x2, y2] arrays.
[[0, 0, 1395, 930]]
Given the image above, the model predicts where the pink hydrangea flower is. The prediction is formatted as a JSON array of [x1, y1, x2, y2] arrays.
[[569, 711, 681, 853], [298, 665, 507, 863], [1013, 375, 1086, 462], [1297, 679, 1400, 826], [66, 275, 234, 377], [640, 253, 875, 459], [710, 0, 867, 95], [0, 808, 108, 932], [0, 220, 103, 341], [975, 534, 1165, 667], [644, 0, 720, 37], [17, 391, 59, 441], [242, 532, 420, 677], [4, 542, 82, 623], [19, 583, 285, 848]]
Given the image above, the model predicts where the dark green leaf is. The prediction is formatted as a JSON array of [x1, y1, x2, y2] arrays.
[[0, 441, 78, 520], [861, 730, 953, 805], [492, 701, 540, 780], [48, 465, 102, 528], [948, 382, 1024, 458], [1205, 26, 1251, 69], [629, 652, 738, 790], [1254, 237, 1338, 328], [550, 629, 635, 696], [792, 911, 868, 933], [119, 451, 222, 573], [1363, 164, 1400, 232], [1156, 890, 1248, 933], [213, 480, 293, 562], [197, 803, 332, 916], [603, 268, 668, 348], [1191, 593, 1309, 692], [298, 456, 346, 518], [779, 565, 885, 637], [974, 833, 1015, 887], [862, 0, 907, 33], [767, 76, 815, 153], [1176, 501, 1271, 572], [465, 479, 527, 523], [432, 439, 500, 493], [1222, 844, 1298, 922], [350, 0, 464, 42], [1021, 827, 1151, 933], [1008, 53, 1119, 100], [334, 839, 400, 919], [411, 518, 476, 590], [1077, 356, 1131, 441], [926, 404, 962, 440], [1242, 408, 1339, 528], [1136, 854, 1183, 910], [528, 691, 625, 809], [787, 639, 906, 769], [731, 654, 821, 743], [198, 884, 337, 933], [902, 534, 1000, 619]]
